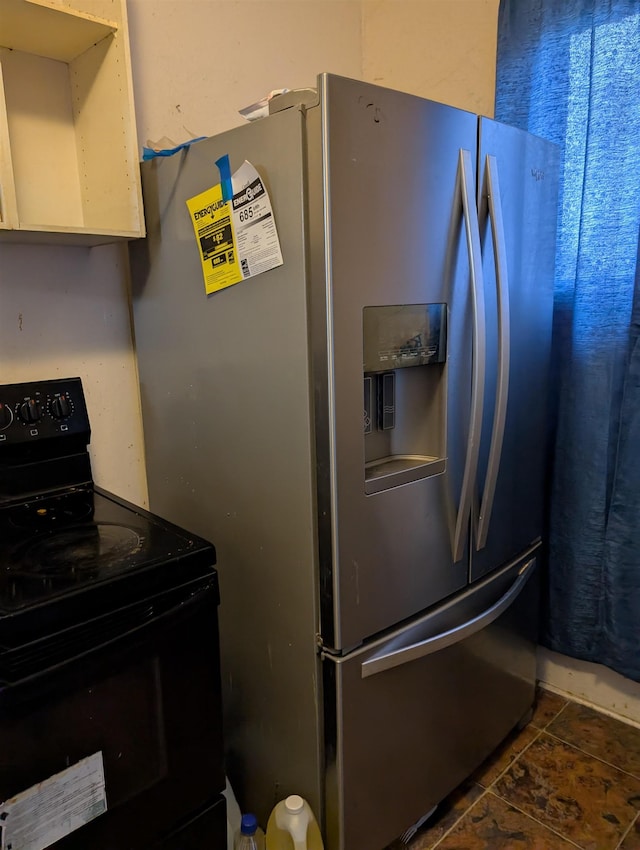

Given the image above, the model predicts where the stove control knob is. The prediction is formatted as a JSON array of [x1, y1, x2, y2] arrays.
[[50, 394, 72, 420], [0, 402, 13, 430], [19, 398, 41, 424]]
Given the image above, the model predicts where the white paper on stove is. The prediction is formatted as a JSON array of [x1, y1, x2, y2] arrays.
[[0, 752, 107, 850]]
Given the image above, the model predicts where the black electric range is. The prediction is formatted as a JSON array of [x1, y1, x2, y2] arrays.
[[0, 378, 226, 850]]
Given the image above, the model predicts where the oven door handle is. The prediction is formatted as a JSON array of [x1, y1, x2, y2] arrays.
[[0, 582, 214, 695]]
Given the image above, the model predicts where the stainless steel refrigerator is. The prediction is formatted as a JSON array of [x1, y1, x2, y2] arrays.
[[129, 73, 558, 850]]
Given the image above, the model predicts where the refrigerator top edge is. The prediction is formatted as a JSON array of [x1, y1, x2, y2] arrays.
[[479, 113, 560, 154], [266, 72, 481, 123], [162, 73, 556, 163], [264, 74, 558, 153]]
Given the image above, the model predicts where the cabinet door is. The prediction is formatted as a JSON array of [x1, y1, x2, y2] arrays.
[[0, 61, 17, 230]]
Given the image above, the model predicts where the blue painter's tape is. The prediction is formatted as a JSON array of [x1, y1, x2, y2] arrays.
[[215, 154, 233, 202], [142, 136, 206, 160]]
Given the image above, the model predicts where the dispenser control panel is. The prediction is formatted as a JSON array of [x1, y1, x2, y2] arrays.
[[363, 303, 447, 373]]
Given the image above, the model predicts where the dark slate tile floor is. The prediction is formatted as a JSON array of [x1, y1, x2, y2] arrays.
[[386, 689, 640, 850]]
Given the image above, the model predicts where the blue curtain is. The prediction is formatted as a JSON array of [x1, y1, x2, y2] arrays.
[[495, 0, 640, 681]]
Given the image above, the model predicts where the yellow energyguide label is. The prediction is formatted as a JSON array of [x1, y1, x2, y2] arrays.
[[186, 184, 242, 295], [186, 160, 283, 296]]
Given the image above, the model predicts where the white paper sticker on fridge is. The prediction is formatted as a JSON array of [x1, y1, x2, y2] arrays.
[[186, 160, 283, 295], [0, 752, 107, 850]]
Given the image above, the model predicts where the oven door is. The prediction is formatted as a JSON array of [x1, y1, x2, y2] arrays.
[[0, 576, 225, 850]]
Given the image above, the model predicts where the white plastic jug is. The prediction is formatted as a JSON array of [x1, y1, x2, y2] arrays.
[[265, 795, 324, 850], [223, 777, 242, 850]]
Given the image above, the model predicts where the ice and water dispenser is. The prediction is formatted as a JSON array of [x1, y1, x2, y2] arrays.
[[363, 304, 447, 494]]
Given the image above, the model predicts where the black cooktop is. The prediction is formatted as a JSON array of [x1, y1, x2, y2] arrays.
[[0, 486, 215, 610], [0, 485, 216, 642], [0, 378, 216, 643]]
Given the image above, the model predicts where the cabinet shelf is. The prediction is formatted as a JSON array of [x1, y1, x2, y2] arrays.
[[0, 0, 144, 245], [1, 0, 117, 62]]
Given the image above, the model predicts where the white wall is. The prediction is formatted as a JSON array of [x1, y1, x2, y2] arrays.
[[0, 243, 148, 503], [127, 0, 363, 145], [538, 647, 640, 727], [127, 0, 500, 148], [363, 0, 500, 116]]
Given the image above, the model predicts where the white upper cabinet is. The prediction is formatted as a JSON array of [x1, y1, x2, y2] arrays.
[[0, 0, 145, 245]]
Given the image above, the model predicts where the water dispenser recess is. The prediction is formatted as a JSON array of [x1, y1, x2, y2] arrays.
[[363, 304, 447, 494]]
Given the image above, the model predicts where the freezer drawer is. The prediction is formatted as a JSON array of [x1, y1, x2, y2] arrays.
[[322, 550, 538, 850]]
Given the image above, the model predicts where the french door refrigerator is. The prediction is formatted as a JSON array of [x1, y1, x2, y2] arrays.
[[129, 73, 558, 850]]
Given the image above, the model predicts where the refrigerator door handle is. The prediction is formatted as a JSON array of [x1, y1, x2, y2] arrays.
[[361, 557, 535, 678], [452, 149, 486, 563], [476, 155, 511, 550]]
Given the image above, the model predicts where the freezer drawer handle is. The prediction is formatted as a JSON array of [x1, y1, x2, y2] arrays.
[[361, 557, 535, 678], [452, 149, 486, 563], [476, 155, 510, 550]]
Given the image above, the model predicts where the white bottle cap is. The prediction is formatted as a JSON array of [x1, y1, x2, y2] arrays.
[[285, 795, 304, 814]]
